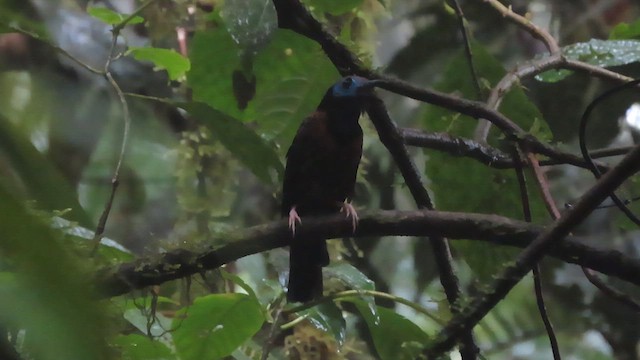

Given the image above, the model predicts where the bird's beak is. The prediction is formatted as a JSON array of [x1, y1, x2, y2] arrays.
[[357, 79, 383, 94]]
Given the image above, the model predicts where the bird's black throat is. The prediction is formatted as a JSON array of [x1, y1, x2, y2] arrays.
[[318, 95, 366, 142]]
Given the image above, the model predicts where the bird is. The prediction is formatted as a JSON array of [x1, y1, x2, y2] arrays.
[[282, 75, 379, 302]]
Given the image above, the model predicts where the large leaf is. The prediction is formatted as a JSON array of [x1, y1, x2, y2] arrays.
[[253, 29, 339, 144], [537, 39, 640, 82], [51, 216, 133, 263], [350, 300, 430, 360], [112, 334, 173, 360], [0, 185, 109, 359], [176, 101, 283, 184], [188, 27, 339, 145], [0, 113, 92, 226], [188, 29, 249, 120], [324, 262, 378, 321], [172, 293, 264, 360], [296, 302, 346, 345], [222, 0, 277, 54]]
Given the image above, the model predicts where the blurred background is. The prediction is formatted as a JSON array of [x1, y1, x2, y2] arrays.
[[1, 0, 640, 358]]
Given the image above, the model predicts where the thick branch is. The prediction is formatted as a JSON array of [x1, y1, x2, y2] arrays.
[[97, 209, 640, 298]]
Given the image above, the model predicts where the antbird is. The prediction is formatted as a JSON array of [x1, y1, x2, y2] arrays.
[[282, 75, 379, 302]]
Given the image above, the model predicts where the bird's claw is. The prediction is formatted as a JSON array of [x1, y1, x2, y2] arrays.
[[288, 207, 302, 236], [340, 202, 358, 233]]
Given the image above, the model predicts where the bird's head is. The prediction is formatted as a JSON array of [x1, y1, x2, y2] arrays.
[[330, 76, 380, 97]]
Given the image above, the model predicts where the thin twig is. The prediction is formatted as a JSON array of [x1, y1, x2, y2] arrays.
[[112, 0, 157, 33], [0, 23, 103, 74], [532, 266, 562, 359], [575, 79, 640, 311], [91, 2, 156, 251], [511, 146, 562, 359], [482, 0, 560, 54], [449, 0, 483, 100], [474, 53, 564, 141], [526, 152, 562, 219], [579, 79, 640, 226], [581, 268, 640, 312], [261, 297, 286, 360], [91, 31, 130, 252]]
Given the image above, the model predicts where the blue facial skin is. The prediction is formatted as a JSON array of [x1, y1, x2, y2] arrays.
[[331, 76, 373, 97]]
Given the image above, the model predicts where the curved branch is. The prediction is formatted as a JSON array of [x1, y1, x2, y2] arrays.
[[97, 209, 640, 298], [482, 0, 560, 55]]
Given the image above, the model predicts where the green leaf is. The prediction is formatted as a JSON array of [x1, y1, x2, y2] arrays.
[[87, 7, 144, 25], [123, 307, 174, 345], [189, 29, 247, 119], [609, 19, 640, 40], [350, 300, 430, 360], [306, 0, 364, 15], [537, 39, 640, 82], [325, 262, 375, 290], [189, 28, 339, 143], [219, 269, 263, 309], [0, 186, 109, 359], [325, 262, 378, 320], [297, 302, 346, 345], [253, 29, 339, 143], [0, 113, 93, 226], [532, 69, 573, 83], [173, 294, 265, 360], [128, 47, 190, 80], [112, 334, 174, 360], [176, 101, 283, 184], [51, 216, 133, 263], [222, 0, 277, 53]]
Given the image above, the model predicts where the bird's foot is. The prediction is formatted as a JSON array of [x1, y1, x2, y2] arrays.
[[288, 206, 302, 236], [340, 202, 358, 233]]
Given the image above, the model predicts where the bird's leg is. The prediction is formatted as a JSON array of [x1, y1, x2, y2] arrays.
[[288, 206, 302, 236], [340, 201, 358, 233]]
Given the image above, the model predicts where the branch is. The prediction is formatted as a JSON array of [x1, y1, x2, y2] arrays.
[[402, 128, 611, 172], [91, 1, 158, 250], [424, 142, 640, 357], [482, 0, 560, 55], [97, 209, 640, 298], [448, 0, 483, 100]]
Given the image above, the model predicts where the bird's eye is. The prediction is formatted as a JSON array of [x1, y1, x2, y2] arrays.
[[342, 77, 353, 89]]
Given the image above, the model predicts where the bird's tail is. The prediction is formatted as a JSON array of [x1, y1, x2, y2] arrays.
[[287, 237, 329, 303]]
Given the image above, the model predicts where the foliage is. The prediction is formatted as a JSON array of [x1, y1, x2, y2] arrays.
[[537, 39, 640, 82], [0, 0, 639, 359]]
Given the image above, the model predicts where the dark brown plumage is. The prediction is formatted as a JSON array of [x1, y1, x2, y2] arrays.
[[282, 76, 378, 302]]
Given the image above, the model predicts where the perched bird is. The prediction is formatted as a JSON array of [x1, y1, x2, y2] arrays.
[[282, 75, 379, 302]]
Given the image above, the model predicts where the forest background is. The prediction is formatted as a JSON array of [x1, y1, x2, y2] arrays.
[[1, 0, 640, 359]]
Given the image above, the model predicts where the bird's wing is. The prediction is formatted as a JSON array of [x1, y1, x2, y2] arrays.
[[281, 112, 331, 216]]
